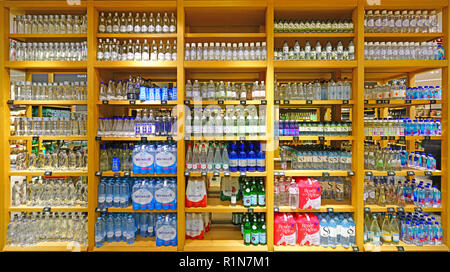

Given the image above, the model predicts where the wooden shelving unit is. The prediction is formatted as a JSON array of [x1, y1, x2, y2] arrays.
[[0, 0, 448, 253]]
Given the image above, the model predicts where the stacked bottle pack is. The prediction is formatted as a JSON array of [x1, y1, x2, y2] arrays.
[[364, 211, 443, 246], [6, 212, 88, 247], [185, 80, 266, 101], [274, 18, 353, 33], [99, 76, 177, 101], [364, 176, 441, 208], [275, 212, 356, 248], [238, 213, 267, 246], [275, 40, 355, 61], [185, 106, 266, 137], [98, 11, 176, 34], [364, 81, 442, 100], [274, 177, 321, 209], [185, 213, 211, 240], [185, 141, 265, 174], [94, 213, 177, 247], [275, 79, 352, 100], [97, 38, 177, 61], [185, 42, 267, 61]]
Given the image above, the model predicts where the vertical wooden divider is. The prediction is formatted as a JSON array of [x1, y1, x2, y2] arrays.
[[0, 0, 6, 251], [265, 0, 275, 252], [176, 0, 186, 252], [353, 0, 365, 250], [87, 0, 97, 252]]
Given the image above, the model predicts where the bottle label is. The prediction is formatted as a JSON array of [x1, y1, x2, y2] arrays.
[[142, 52, 149, 61], [165, 52, 172, 61], [155, 152, 176, 167], [106, 25, 112, 33], [134, 25, 141, 32], [98, 195, 106, 203], [112, 157, 120, 171], [133, 152, 154, 168], [163, 25, 169, 33], [170, 25, 176, 32], [141, 25, 148, 32], [149, 25, 155, 33], [97, 51, 103, 60], [156, 225, 176, 241], [251, 229, 259, 244], [99, 25, 106, 32], [155, 188, 176, 204], [132, 188, 153, 205], [155, 25, 162, 32], [257, 158, 265, 167], [258, 194, 265, 205]]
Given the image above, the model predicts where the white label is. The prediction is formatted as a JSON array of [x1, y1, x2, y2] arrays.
[[155, 152, 176, 167], [156, 225, 176, 241], [132, 188, 153, 205], [155, 188, 176, 204], [133, 152, 154, 168]]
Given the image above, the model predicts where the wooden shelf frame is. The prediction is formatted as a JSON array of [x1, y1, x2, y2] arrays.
[[0, 0, 449, 253]]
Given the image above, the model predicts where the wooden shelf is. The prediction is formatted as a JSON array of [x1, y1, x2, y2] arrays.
[[106, 206, 177, 213], [97, 100, 177, 105], [186, 171, 267, 177], [5, 61, 87, 70], [94, 61, 177, 69], [92, 237, 177, 252], [97, 136, 174, 141], [276, 100, 354, 105], [365, 136, 442, 141], [186, 136, 267, 141], [275, 32, 355, 38], [9, 206, 88, 212], [364, 170, 442, 177], [184, 61, 267, 69], [96, 33, 177, 39], [365, 100, 442, 107], [185, 33, 266, 38], [274, 170, 353, 177], [364, 32, 444, 42], [364, 242, 448, 252], [10, 100, 87, 105], [9, 33, 87, 41], [185, 198, 266, 213], [274, 245, 355, 252], [277, 201, 354, 213], [185, 100, 267, 105], [99, 171, 177, 177], [3, 242, 88, 252], [9, 136, 88, 141], [8, 171, 88, 177], [278, 136, 354, 141], [274, 60, 357, 69], [364, 204, 443, 213]]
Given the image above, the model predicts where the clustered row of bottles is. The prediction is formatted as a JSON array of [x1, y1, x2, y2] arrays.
[[220, 177, 266, 207], [364, 40, 445, 60], [98, 11, 176, 34], [9, 40, 88, 61], [99, 76, 177, 101], [364, 10, 440, 33], [364, 176, 441, 208], [97, 38, 177, 61], [275, 212, 356, 248], [277, 121, 352, 137], [274, 18, 353, 33], [12, 14, 87, 34], [275, 79, 352, 101], [239, 213, 267, 246], [185, 80, 266, 101], [10, 80, 87, 101], [97, 177, 177, 210], [185, 105, 266, 137], [95, 213, 177, 247], [185, 141, 265, 174], [6, 212, 88, 247], [275, 40, 355, 61], [279, 144, 352, 171], [10, 177, 88, 208], [364, 211, 443, 246], [364, 118, 442, 136], [99, 141, 177, 174], [185, 212, 211, 240], [13, 114, 87, 136], [364, 144, 437, 171], [97, 109, 176, 137], [15, 146, 88, 171], [364, 81, 442, 100], [185, 42, 267, 61]]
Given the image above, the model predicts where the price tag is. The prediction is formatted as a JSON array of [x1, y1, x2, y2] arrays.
[[430, 100, 437, 104], [275, 172, 285, 176], [124, 171, 131, 177], [224, 172, 230, 177], [95, 171, 102, 176], [342, 100, 349, 104], [364, 100, 369, 104], [184, 171, 190, 177], [397, 207, 405, 213], [184, 136, 190, 141], [318, 136, 325, 141], [141, 137, 147, 141], [388, 171, 396, 176], [424, 136, 431, 140], [376, 100, 384, 104], [274, 100, 280, 105], [113, 172, 121, 177], [43, 207, 51, 213], [261, 100, 267, 105], [167, 136, 173, 141], [201, 171, 207, 177], [44, 171, 52, 176], [95, 136, 101, 141], [129, 100, 136, 105], [352, 246, 359, 252], [248, 208, 254, 213], [366, 171, 373, 176], [306, 100, 313, 105], [184, 100, 190, 105], [293, 136, 299, 141], [213, 171, 220, 177], [389, 136, 396, 140], [240, 172, 247, 177], [274, 207, 279, 212], [327, 207, 334, 213], [425, 171, 433, 176], [7, 100, 14, 104], [415, 207, 423, 212], [161, 100, 167, 105], [397, 246, 405, 252], [384, 100, 390, 104], [240, 100, 246, 105], [239, 136, 246, 141], [348, 171, 355, 176], [322, 172, 330, 177], [283, 100, 290, 105], [387, 207, 395, 213], [399, 136, 405, 141], [33, 136, 39, 141], [218, 100, 224, 105], [366, 136, 373, 140], [102, 100, 109, 104], [95, 207, 108, 213], [407, 171, 415, 176], [364, 207, 371, 212], [381, 136, 388, 140], [405, 100, 412, 104]]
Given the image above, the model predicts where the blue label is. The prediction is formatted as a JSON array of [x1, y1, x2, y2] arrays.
[[139, 86, 147, 100], [112, 157, 120, 172], [149, 88, 155, 101], [154, 88, 161, 101], [172, 87, 177, 100]]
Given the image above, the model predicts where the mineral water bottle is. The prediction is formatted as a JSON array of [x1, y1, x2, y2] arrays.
[[98, 180, 106, 209], [288, 180, 298, 209], [320, 216, 329, 247], [328, 216, 337, 248], [94, 217, 105, 247]]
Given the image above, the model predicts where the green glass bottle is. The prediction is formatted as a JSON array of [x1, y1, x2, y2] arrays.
[[259, 214, 267, 245], [251, 214, 260, 245], [243, 214, 251, 245]]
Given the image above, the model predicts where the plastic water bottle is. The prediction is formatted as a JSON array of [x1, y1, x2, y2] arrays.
[[94, 217, 104, 247], [105, 214, 114, 242], [340, 218, 350, 248], [105, 180, 113, 208], [98, 180, 106, 209], [328, 217, 337, 248], [320, 216, 329, 247]]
